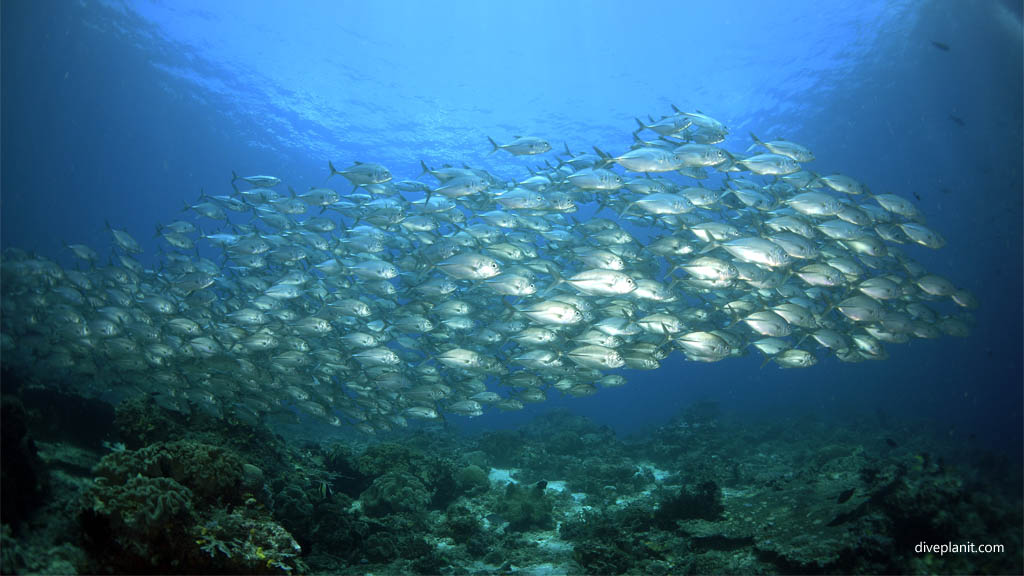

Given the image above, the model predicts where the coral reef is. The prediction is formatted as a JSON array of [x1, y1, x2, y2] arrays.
[[92, 439, 246, 505], [1, 385, 1020, 576], [495, 481, 555, 531], [81, 474, 196, 570], [360, 471, 432, 517], [454, 464, 490, 496]]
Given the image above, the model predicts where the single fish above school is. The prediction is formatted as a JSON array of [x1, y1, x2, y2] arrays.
[[0, 104, 975, 433]]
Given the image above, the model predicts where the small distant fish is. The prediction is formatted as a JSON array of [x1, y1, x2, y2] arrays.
[[487, 136, 551, 156], [231, 171, 281, 189], [0, 102, 976, 435], [328, 160, 392, 188], [837, 488, 855, 504], [948, 114, 965, 127], [485, 513, 508, 526], [931, 40, 950, 51], [318, 481, 332, 500]]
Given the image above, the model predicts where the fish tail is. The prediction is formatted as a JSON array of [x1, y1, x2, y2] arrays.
[[231, 170, 239, 193], [414, 353, 435, 369], [821, 293, 839, 317], [804, 171, 823, 190], [419, 159, 432, 177], [697, 241, 719, 255], [562, 142, 572, 156], [665, 266, 683, 290], [539, 266, 564, 298], [794, 332, 810, 348], [634, 117, 647, 132], [328, 160, 340, 179], [487, 136, 500, 155], [749, 132, 764, 147], [670, 103, 682, 114]]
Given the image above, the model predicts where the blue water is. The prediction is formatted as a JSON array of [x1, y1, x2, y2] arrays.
[[2, 1, 1021, 455]]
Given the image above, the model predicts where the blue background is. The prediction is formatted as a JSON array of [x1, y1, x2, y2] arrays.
[[2, 1, 1021, 455]]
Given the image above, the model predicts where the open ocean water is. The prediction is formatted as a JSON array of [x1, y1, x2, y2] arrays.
[[1, 1, 1022, 574]]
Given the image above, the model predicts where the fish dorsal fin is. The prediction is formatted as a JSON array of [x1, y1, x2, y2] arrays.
[[353, 161, 363, 165]]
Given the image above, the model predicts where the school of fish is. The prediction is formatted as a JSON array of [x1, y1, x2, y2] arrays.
[[0, 106, 977, 433]]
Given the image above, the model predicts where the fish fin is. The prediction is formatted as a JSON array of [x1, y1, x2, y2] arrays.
[[231, 171, 239, 192], [419, 160, 432, 177], [328, 160, 340, 179], [562, 142, 572, 156], [487, 136, 500, 155], [634, 117, 647, 132], [749, 132, 764, 147], [592, 146, 613, 168], [758, 355, 774, 370]]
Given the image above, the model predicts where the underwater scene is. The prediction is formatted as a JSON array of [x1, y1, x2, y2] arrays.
[[1, 1, 1022, 574]]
